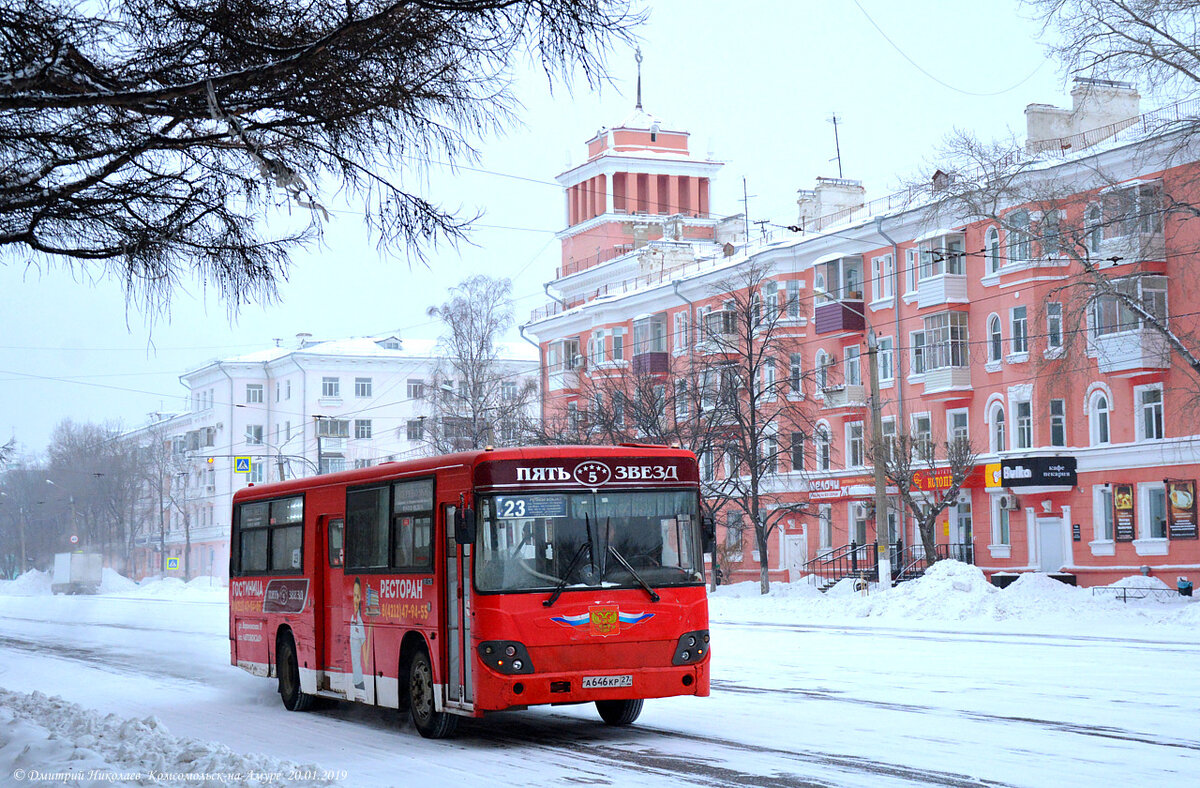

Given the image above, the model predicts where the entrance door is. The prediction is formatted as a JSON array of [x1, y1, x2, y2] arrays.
[[442, 504, 473, 710], [1036, 517, 1065, 573], [783, 534, 806, 581], [323, 517, 346, 693]]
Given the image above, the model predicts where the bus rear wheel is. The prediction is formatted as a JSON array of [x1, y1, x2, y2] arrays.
[[277, 633, 314, 712], [408, 649, 458, 738], [596, 698, 643, 726]]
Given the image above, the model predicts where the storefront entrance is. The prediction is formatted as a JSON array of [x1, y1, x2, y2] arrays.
[[1036, 517, 1065, 573]]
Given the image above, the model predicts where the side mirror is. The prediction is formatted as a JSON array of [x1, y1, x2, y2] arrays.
[[454, 508, 476, 545], [702, 515, 716, 552]]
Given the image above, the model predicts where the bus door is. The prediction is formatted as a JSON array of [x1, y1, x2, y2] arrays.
[[323, 516, 346, 694], [442, 503, 474, 710]]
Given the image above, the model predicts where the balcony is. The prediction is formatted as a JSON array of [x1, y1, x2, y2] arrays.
[[916, 274, 968, 308], [921, 367, 972, 397], [813, 299, 865, 335], [820, 383, 865, 409], [1089, 329, 1170, 375], [1099, 231, 1166, 264], [632, 352, 670, 375], [548, 368, 581, 391]]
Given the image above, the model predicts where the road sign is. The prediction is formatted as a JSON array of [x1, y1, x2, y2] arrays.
[[167, 557, 179, 570], [235, 456, 252, 473], [69, 535, 78, 545]]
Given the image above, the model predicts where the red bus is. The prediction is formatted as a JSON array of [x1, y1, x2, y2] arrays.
[[229, 445, 712, 738]]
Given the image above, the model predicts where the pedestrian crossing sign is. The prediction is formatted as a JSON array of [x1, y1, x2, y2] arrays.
[[235, 457, 252, 473], [167, 557, 179, 570]]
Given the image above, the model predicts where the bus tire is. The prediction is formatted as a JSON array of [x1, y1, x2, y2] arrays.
[[596, 698, 643, 726], [277, 633, 314, 712], [408, 649, 457, 738]]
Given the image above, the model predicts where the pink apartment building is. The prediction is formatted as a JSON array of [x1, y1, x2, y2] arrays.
[[526, 81, 1200, 588]]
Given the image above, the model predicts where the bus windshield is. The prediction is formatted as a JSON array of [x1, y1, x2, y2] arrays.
[[475, 490, 703, 593]]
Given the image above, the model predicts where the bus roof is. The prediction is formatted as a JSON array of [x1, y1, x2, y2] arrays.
[[230, 444, 697, 504]]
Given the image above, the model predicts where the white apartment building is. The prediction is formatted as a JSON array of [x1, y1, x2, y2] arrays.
[[129, 332, 539, 581]]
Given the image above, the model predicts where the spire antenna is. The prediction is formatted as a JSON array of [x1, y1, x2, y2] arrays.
[[635, 47, 643, 110]]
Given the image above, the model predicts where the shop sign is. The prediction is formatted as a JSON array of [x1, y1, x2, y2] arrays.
[[913, 465, 984, 492], [1113, 483, 1136, 542], [999, 457, 1076, 488], [1166, 479, 1198, 540], [806, 476, 897, 501], [984, 463, 1002, 488]]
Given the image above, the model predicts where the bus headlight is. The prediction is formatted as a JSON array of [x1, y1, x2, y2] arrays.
[[672, 630, 709, 665], [478, 641, 535, 674]]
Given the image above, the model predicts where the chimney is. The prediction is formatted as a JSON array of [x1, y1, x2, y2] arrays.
[[795, 177, 865, 232], [1026, 78, 1140, 154]]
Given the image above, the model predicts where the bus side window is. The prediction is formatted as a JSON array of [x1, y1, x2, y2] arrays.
[[329, 519, 344, 567]]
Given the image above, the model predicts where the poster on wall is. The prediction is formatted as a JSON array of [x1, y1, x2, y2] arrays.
[[1166, 479, 1198, 540], [1113, 483, 1136, 542]]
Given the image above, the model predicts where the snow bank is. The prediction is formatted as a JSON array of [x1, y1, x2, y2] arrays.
[[0, 569, 51, 596], [1108, 574, 1173, 590], [0, 689, 342, 787], [709, 560, 1200, 632], [99, 568, 138, 594]]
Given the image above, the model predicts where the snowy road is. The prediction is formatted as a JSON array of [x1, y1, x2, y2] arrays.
[[1, 592, 1197, 787]]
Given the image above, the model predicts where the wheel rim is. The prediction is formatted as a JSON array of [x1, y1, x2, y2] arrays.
[[410, 656, 433, 723], [280, 645, 296, 699]]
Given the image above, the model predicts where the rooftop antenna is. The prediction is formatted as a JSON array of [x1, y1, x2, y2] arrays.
[[828, 112, 844, 178], [740, 177, 756, 244], [753, 218, 771, 242], [635, 47, 643, 110]]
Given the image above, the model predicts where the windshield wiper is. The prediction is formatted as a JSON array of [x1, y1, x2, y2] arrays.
[[543, 541, 592, 608], [606, 545, 661, 602]]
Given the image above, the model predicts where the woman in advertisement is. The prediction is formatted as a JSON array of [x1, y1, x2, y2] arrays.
[[350, 577, 373, 700]]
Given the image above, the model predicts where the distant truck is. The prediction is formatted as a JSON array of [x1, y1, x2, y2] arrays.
[[51, 552, 102, 595]]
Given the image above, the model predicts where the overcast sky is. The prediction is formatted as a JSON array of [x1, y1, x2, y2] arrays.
[[2, 0, 1123, 456]]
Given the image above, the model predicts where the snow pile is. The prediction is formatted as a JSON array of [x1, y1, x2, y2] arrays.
[[129, 576, 224, 601], [0, 689, 341, 788], [1109, 574, 1173, 590], [0, 569, 51, 596], [709, 561, 1200, 631], [99, 568, 138, 594]]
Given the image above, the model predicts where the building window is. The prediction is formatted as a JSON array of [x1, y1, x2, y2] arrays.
[[355, 419, 372, 439], [849, 502, 868, 545], [905, 248, 918, 293], [355, 377, 372, 398], [988, 315, 1003, 362], [790, 432, 805, 471], [918, 235, 965, 278], [249, 462, 264, 484], [881, 417, 897, 462], [1090, 276, 1167, 337], [1094, 486, 1114, 541], [1007, 210, 1030, 263], [1138, 386, 1164, 440], [726, 512, 744, 554], [501, 381, 518, 401], [1104, 182, 1162, 238], [316, 418, 350, 438], [246, 384, 263, 404], [789, 353, 803, 394], [910, 331, 926, 375], [948, 410, 968, 447], [816, 425, 831, 471], [1143, 484, 1168, 540], [285, 380, 291, 400], [1050, 399, 1066, 447], [1015, 400, 1032, 449], [1087, 205, 1102, 254], [674, 312, 690, 350], [675, 380, 689, 419], [844, 346, 861, 386], [1010, 306, 1028, 355], [275, 381, 281, 402], [633, 314, 667, 354], [1041, 209, 1061, 256], [923, 311, 968, 369], [994, 502, 1011, 545], [407, 379, 424, 400], [612, 329, 625, 360], [786, 280, 801, 318], [847, 422, 864, 467], [819, 505, 833, 550], [1089, 392, 1111, 445], [815, 350, 831, 390], [701, 451, 714, 482], [876, 337, 893, 382], [322, 377, 340, 397], [912, 414, 933, 462], [406, 419, 424, 441], [990, 404, 1006, 452], [1046, 303, 1063, 350], [872, 254, 894, 299], [246, 425, 264, 445], [986, 227, 1001, 273]]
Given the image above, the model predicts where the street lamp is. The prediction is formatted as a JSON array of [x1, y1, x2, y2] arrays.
[[814, 288, 892, 590]]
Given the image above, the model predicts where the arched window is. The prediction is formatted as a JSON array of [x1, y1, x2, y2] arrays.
[[1007, 210, 1030, 263], [816, 425, 831, 471], [986, 227, 1001, 273], [988, 315, 1003, 362], [1087, 205, 1102, 255], [1090, 393, 1111, 445], [990, 404, 1006, 452], [815, 350, 831, 390]]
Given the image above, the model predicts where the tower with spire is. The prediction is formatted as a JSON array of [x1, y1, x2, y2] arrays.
[[554, 49, 723, 278]]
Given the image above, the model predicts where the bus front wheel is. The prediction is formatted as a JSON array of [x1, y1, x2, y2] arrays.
[[596, 698, 643, 726], [277, 633, 314, 712], [408, 649, 458, 738]]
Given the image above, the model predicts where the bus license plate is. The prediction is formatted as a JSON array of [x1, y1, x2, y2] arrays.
[[582, 675, 632, 689]]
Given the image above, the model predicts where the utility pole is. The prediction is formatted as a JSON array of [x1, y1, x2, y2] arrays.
[[740, 178, 755, 245], [866, 329, 891, 590]]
